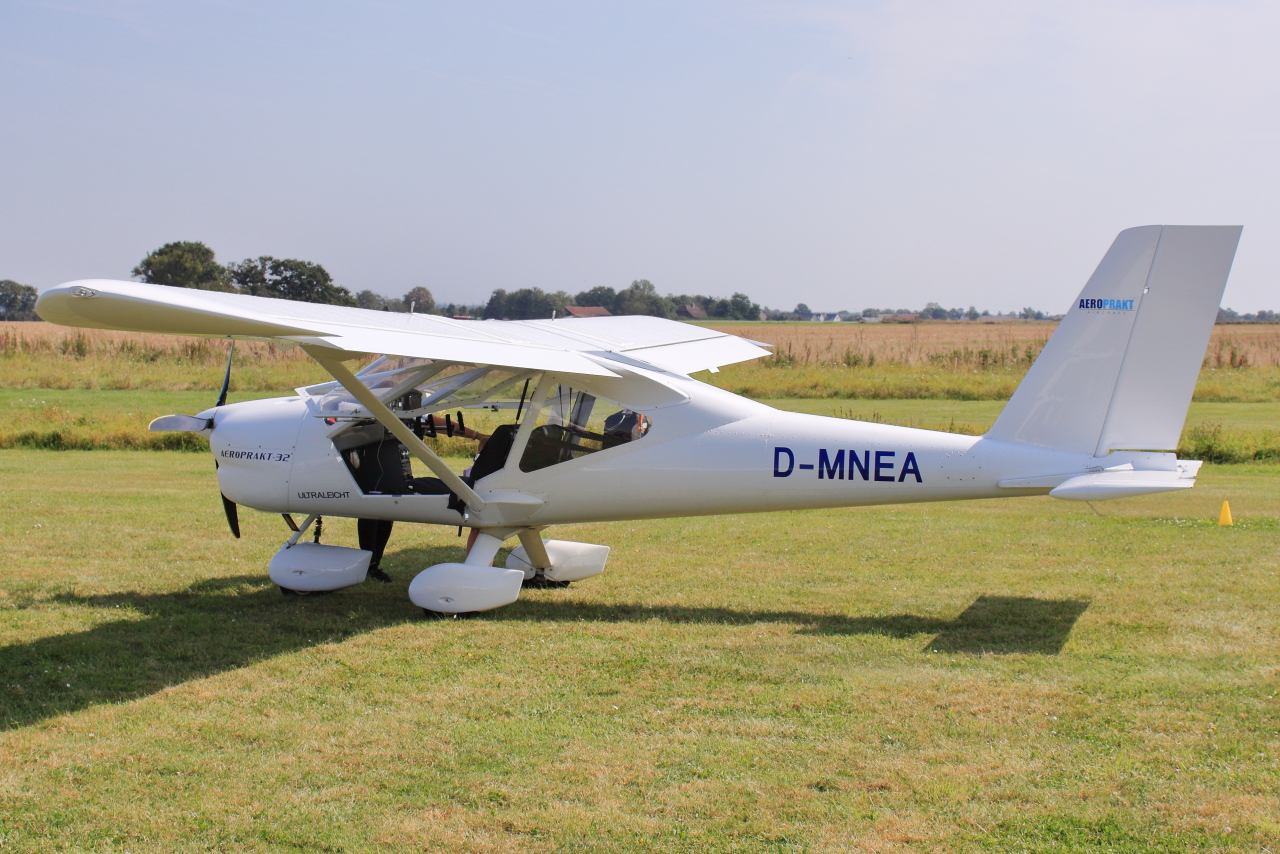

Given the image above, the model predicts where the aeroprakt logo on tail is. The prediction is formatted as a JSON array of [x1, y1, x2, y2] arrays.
[[1080, 298, 1135, 310]]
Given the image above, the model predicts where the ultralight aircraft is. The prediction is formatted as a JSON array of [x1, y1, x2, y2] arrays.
[[35, 225, 1240, 614]]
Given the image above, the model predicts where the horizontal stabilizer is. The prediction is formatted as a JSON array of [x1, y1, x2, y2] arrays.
[[1048, 470, 1193, 501]]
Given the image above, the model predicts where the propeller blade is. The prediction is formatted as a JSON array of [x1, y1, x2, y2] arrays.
[[221, 492, 240, 539], [215, 340, 235, 408]]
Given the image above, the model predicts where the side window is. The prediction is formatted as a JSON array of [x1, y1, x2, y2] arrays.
[[518, 386, 651, 473]]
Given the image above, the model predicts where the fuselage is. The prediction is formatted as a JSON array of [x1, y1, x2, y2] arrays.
[[211, 369, 1179, 531]]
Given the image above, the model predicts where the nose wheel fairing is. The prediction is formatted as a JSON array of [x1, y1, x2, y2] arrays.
[[269, 542, 373, 592]]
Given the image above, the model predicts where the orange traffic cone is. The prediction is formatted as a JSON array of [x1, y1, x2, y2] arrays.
[[1219, 501, 1233, 526]]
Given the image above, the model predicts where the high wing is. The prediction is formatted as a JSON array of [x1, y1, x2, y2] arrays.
[[36, 280, 769, 377]]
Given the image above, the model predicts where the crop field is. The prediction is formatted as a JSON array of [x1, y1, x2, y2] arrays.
[[4, 321, 1279, 403], [0, 321, 1278, 852], [699, 322, 1280, 402]]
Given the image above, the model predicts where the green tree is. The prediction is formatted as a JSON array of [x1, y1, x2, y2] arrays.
[[0, 280, 39, 320], [574, 286, 618, 313], [357, 290, 387, 310], [616, 280, 674, 318], [226, 257, 357, 305], [483, 289, 508, 320], [728, 292, 760, 320], [402, 287, 435, 314], [132, 241, 229, 290]]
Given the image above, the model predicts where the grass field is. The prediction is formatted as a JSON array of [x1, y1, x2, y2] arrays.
[[0, 452, 1277, 852], [1, 321, 1278, 851]]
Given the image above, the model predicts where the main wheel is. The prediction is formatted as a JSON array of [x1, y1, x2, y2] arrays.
[[522, 575, 571, 589]]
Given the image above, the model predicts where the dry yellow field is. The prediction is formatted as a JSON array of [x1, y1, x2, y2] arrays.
[[704, 321, 1280, 370], [3, 320, 1278, 404]]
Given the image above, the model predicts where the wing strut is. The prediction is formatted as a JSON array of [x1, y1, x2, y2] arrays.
[[302, 345, 487, 513]]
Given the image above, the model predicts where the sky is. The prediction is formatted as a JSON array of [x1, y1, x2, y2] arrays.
[[2, 1, 1278, 314]]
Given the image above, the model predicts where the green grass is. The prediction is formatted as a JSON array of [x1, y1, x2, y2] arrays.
[[0, 389, 507, 458], [0, 451, 1277, 851], [7, 389, 1277, 463]]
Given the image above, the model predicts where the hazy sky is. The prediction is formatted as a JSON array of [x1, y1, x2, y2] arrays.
[[2, 1, 1277, 313]]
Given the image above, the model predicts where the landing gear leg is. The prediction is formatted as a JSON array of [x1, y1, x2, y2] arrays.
[[515, 528, 568, 588]]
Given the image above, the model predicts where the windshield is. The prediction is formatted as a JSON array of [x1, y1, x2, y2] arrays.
[[518, 384, 651, 473]]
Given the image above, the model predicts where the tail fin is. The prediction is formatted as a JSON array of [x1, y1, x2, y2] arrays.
[[987, 225, 1241, 455]]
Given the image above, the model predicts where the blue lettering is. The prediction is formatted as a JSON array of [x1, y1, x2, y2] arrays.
[[818, 448, 844, 480], [773, 447, 794, 477], [850, 450, 870, 480], [799, 464, 814, 470], [874, 451, 896, 482], [1079, 299, 1086, 309], [898, 452, 922, 482]]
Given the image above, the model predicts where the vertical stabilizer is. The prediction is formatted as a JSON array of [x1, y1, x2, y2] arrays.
[[987, 225, 1241, 455]]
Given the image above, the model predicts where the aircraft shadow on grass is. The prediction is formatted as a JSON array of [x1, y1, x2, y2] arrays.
[[0, 543, 1088, 731]]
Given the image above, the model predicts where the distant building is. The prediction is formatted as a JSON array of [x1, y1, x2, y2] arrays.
[[563, 305, 612, 318], [680, 304, 709, 319]]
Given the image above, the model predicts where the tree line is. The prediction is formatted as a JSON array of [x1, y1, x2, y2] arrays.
[[483, 281, 761, 321], [127, 241, 765, 321], [5, 240, 1274, 325]]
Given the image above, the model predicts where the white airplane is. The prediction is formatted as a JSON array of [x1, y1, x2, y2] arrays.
[[36, 225, 1240, 615]]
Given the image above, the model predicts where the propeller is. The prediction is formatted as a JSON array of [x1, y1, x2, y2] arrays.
[[216, 339, 235, 407], [221, 493, 241, 538], [214, 341, 240, 539]]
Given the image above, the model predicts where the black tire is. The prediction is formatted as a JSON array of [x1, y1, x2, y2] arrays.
[[522, 576, 571, 589], [421, 609, 480, 619]]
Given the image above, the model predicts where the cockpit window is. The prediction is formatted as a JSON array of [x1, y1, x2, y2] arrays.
[[518, 385, 650, 473], [316, 361, 532, 422]]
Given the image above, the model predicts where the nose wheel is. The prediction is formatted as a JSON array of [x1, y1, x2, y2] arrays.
[[522, 574, 571, 589]]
